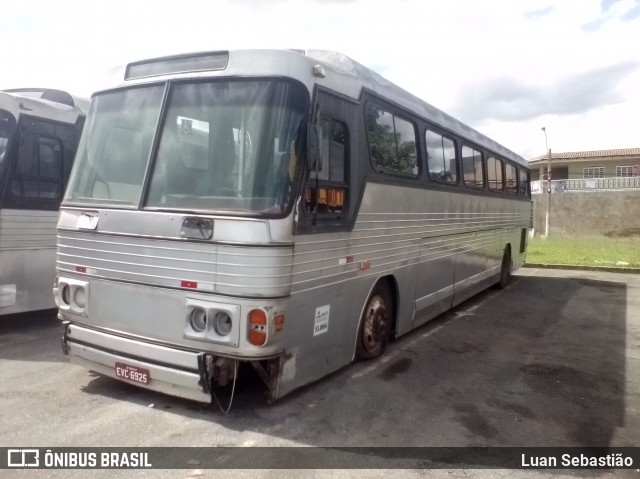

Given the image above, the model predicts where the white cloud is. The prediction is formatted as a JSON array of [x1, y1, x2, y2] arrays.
[[452, 61, 640, 122], [2, 0, 639, 158]]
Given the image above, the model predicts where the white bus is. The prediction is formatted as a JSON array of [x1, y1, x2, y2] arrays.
[[56, 50, 531, 406], [0, 89, 87, 316]]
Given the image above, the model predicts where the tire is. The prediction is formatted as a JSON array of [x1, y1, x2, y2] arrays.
[[497, 246, 512, 289], [355, 283, 393, 360]]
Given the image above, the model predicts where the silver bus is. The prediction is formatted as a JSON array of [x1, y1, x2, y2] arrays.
[[0, 89, 86, 316], [56, 50, 531, 406]]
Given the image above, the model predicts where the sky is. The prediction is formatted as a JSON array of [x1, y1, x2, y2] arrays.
[[2, 0, 639, 160]]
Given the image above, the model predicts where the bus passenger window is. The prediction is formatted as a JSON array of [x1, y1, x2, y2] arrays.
[[365, 104, 417, 176], [426, 129, 457, 184], [0, 112, 10, 161], [487, 157, 503, 191], [306, 118, 348, 217], [0, 111, 15, 185], [39, 138, 63, 179], [505, 163, 518, 195], [0, 138, 6, 166], [519, 168, 531, 197], [462, 146, 484, 188], [11, 134, 64, 200]]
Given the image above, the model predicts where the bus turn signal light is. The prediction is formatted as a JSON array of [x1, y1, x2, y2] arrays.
[[248, 309, 267, 346]]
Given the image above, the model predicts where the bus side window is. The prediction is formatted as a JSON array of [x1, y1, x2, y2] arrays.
[[487, 156, 504, 192], [305, 118, 348, 217], [519, 168, 531, 197], [36, 137, 63, 198], [505, 163, 518, 195], [425, 129, 457, 184], [462, 145, 484, 189], [11, 133, 64, 202], [365, 104, 417, 177]]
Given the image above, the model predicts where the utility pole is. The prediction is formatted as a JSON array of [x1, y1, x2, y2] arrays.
[[541, 127, 551, 238]]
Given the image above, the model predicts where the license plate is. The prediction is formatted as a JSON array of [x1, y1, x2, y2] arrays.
[[115, 362, 150, 385]]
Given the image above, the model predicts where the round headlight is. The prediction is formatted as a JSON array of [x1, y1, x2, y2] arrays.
[[61, 285, 71, 306], [74, 288, 86, 308], [190, 308, 207, 332], [213, 312, 232, 336]]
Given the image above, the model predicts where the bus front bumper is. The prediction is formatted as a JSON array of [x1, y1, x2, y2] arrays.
[[61, 322, 212, 403]]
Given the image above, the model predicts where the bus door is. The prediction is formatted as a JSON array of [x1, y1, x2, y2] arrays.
[[292, 87, 361, 379]]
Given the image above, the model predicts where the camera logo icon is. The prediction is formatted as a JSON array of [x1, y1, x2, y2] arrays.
[[7, 449, 39, 468]]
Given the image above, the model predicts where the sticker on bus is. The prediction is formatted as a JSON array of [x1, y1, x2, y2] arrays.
[[313, 305, 330, 336]]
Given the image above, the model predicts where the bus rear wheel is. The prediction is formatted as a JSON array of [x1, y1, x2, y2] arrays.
[[356, 284, 392, 360], [497, 246, 512, 289]]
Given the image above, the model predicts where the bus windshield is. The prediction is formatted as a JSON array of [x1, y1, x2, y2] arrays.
[[65, 79, 309, 215]]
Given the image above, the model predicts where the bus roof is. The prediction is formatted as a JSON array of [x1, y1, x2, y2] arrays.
[[107, 49, 527, 168], [0, 88, 88, 125]]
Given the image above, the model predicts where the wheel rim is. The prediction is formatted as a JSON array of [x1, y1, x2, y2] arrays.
[[362, 294, 387, 354]]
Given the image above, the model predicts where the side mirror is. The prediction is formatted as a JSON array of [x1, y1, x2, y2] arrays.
[[307, 123, 324, 173]]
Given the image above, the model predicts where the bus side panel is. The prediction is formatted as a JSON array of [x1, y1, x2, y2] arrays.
[[283, 220, 421, 396], [0, 209, 58, 314], [413, 189, 458, 327], [0, 110, 84, 317], [485, 196, 532, 276], [451, 194, 499, 305], [279, 271, 372, 397]]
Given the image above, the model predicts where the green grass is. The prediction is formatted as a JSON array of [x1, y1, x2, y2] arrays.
[[526, 237, 640, 268]]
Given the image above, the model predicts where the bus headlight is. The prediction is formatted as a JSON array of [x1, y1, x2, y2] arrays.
[[55, 278, 89, 316], [61, 285, 71, 306], [184, 299, 240, 346], [190, 308, 207, 332], [73, 288, 86, 309], [213, 312, 232, 336]]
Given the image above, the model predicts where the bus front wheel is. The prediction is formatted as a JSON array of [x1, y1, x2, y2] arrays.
[[356, 284, 392, 360]]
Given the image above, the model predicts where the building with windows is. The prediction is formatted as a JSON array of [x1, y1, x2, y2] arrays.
[[528, 148, 640, 181], [528, 147, 640, 237]]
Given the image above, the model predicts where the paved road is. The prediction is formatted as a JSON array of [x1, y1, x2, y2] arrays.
[[1, 268, 639, 478]]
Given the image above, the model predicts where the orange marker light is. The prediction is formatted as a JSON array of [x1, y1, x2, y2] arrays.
[[248, 309, 267, 346], [274, 314, 285, 332]]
